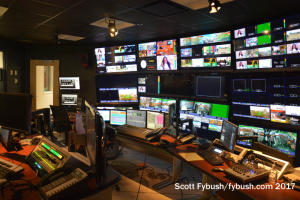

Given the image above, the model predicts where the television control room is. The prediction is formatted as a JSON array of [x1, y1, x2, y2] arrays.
[[1, 0, 300, 200]]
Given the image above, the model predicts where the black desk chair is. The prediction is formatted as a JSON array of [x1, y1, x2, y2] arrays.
[[50, 105, 71, 144]]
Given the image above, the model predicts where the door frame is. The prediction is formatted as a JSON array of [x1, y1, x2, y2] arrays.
[[30, 60, 59, 111]]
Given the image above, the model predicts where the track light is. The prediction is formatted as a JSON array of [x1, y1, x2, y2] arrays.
[[209, 0, 221, 13], [107, 19, 118, 37]]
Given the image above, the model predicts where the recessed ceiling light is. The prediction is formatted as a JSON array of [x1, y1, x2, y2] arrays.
[[0, 6, 8, 17], [90, 18, 135, 30], [171, 0, 232, 10], [58, 34, 85, 41]]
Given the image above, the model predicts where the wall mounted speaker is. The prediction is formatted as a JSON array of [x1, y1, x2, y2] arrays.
[[80, 54, 89, 67]]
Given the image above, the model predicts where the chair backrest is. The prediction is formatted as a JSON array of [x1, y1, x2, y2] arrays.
[[50, 105, 71, 133]]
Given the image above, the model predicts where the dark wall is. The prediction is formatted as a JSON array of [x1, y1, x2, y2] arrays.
[[0, 38, 25, 93], [25, 45, 97, 104]]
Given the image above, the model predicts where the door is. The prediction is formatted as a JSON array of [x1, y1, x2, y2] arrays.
[[30, 60, 59, 111]]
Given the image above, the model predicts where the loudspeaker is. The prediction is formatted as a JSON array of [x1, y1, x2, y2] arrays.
[[80, 54, 89, 67]]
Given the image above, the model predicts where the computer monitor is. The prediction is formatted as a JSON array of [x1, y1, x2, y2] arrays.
[[168, 103, 176, 127], [98, 110, 110, 122], [85, 101, 106, 184], [220, 120, 238, 152], [59, 77, 80, 90], [61, 94, 78, 106], [126, 110, 147, 128], [0, 129, 12, 149], [147, 111, 165, 129], [110, 110, 127, 125]]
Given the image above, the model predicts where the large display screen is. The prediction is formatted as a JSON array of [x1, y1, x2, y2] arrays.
[[95, 44, 137, 73], [59, 77, 80, 90], [234, 14, 300, 71], [139, 96, 176, 113], [138, 39, 177, 72], [96, 76, 138, 103], [237, 125, 297, 155], [232, 77, 300, 126], [180, 31, 231, 70], [179, 100, 229, 133]]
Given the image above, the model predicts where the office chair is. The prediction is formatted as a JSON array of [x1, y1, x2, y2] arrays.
[[50, 105, 71, 144]]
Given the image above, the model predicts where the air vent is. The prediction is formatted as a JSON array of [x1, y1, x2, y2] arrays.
[[138, 1, 189, 17]]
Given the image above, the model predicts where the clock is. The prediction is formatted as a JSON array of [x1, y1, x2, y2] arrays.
[[141, 60, 147, 69]]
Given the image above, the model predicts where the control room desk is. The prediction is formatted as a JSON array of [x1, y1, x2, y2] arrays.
[[0, 140, 120, 200], [116, 133, 300, 200], [166, 143, 300, 200]]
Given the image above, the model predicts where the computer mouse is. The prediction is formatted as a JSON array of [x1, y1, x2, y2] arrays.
[[212, 167, 224, 172]]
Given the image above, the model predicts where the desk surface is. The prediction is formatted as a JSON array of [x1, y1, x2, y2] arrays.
[[116, 131, 300, 200], [0, 138, 120, 200]]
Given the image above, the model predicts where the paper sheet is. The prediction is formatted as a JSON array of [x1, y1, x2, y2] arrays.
[[178, 152, 204, 161]]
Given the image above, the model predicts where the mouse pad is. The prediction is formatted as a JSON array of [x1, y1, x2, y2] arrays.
[[178, 152, 204, 161]]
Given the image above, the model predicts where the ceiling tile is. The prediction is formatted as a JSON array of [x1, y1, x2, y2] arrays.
[[2, 9, 51, 23], [56, 9, 103, 24], [0, 18, 39, 29], [221, 14, 262, 27], [72, 0, 128, 16], [102, 0, 156, 8], [140, 1, 188, 17], [143, 19, 180, 30], [44, 18, 86, 29], [112, 10, 160, 25], [121, 25, 156, 35], [0, 0, 9, 7], [0, 25, 30, 33], [11, 0, 65, 17], [164, 11, 217, 26], [75, 25, 108, 34], [0, 30, 22, 39], [33, 0, 84, 8], [33, 24, 70, 34], [63, 30, 96, 38], [190, 21, 227, 32]]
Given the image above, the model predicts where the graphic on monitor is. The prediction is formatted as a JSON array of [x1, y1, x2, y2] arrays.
[[220, 120, 238, 152], [110, 110, 126, 125], [126, 110, 147, 128], [98, 110, 110, 121], [235, 28, 246, 38], [147, 111, 164, 129], [59, 77, 80, 90], [61, 94, 78, 106]]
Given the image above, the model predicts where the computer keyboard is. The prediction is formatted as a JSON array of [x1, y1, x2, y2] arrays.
[[115, 124, 150, 139], [0, 158, 24, 179], [198, 151, 224, 166]]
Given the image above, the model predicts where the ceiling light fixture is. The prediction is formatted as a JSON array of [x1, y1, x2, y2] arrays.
[[106, 19, 118, 37], [208, 0, 221, 13]]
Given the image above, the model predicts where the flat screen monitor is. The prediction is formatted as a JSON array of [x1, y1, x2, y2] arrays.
[[139, 96, 176, 113], [0, 129, 12, 148], [110, 110, 126, 125], [61, 94, 78, 106], [85, 101, 105, 184], [97, 76, 138, 103], [161, 76, 190, 96], [98, 110, 110, 121], [220, 120, 238, 152], [95, 44, 137, 74], [59, 77, 80, 90], [194, 76, 225, 98], [147, 111, 164, 129], [126, 110, 147, 128]]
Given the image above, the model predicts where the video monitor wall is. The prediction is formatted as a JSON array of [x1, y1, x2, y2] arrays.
[[237, 125, 297, 155], [138, 39, 177, 72], [179, 100, 229, 132], [234, 14, 300, 70], [95, 44, 137, 73], [96, 76, 138, 103], [138, 76, 160, 94], [180, 31, 231, 70], [59, 77, 80, 90], [232, 77, 300, 126], [139, 96, 176, 113]]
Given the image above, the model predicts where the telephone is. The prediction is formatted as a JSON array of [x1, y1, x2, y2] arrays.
[[37, 167, 89, 200]]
